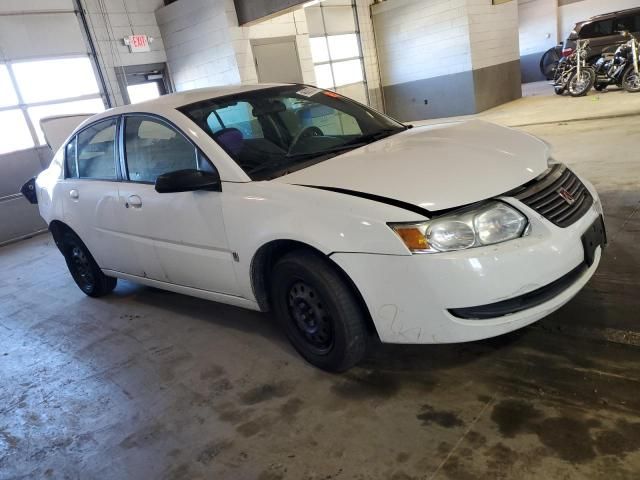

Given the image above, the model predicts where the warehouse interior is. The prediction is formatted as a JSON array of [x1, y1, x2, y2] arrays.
[[1, 0, 640, 478]]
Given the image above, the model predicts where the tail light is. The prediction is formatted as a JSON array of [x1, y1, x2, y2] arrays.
[[562, 48, 574, 57]]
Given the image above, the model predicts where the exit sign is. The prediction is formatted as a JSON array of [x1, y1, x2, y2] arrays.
[[126, 34, 151, 53]]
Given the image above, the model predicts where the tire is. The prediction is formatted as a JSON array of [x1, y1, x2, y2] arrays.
[[568, 68, 595, 97], [540, 47, 561, 80], [60, 231, 117, 297], [554, 85, 566, 95], [622, 65, 640, 92], [594, 83, 608, 91], [270, 250, 368, 372]]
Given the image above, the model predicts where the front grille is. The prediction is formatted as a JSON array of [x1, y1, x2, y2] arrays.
[[508, 164, 593, 228]]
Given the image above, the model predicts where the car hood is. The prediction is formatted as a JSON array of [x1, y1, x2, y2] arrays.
[[274, 120, 549, 212]]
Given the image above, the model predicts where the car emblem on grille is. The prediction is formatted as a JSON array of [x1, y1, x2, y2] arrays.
[[557, 187, 576, 205]]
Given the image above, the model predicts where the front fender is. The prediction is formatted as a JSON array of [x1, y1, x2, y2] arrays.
[[221, 181, 421, 301]]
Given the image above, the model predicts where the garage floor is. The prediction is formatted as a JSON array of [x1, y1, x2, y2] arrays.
[[1, 90, 640, 479]]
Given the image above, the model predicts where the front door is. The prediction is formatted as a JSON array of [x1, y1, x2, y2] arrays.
[[116, 115, 240, 296], [251, 36, 304, 83]]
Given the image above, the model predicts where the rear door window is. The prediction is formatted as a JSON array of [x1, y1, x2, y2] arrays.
[[580, 19, 614, 38], [76, 118, 117, 180]]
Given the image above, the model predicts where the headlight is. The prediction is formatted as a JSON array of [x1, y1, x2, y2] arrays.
[[389, 201, 528, 253]]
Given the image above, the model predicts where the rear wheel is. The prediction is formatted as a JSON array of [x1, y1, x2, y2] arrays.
[[622, 65, 640, 92], [270, 250, 368, 372], [594, 83, 608, 91], [568, 68, 595, 96], [554, 85, 566, 95], [61, 231, 116, 297]]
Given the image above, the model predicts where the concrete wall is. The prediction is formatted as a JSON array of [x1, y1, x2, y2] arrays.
[[234, 9, 316, 85], [355, 0, 385, 112], [156, 0, 241, 91], [373, 0, 521, 121], [518, 0, 558, 83], [82, 0, 167, 106], [157, 0, 315, 91]]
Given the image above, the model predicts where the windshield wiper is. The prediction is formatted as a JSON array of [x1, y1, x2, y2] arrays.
[[285, 128, 403, 163], [285, 142, 368, 162]]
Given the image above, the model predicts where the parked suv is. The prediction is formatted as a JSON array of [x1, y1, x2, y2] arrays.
[[563, 8, 640, 60]]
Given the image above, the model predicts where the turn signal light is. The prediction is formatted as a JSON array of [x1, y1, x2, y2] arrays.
[[392, 227, 429, 251]]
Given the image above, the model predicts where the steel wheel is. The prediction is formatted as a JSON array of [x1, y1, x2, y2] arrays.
[[287, 281, 333, 354], [69, 245, 96, 293]]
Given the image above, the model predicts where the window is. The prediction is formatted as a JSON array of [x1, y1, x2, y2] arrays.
[[180, 85, 405, 181], [207, 102, 264, 138], [306, 1, 367, 102], [12, 57, 100, 104], [127, 83, 161, 104], [77, 119, 117, 180], [0, 109, 34, 155], [0, 65, 18, 108], [124, 117, 201, 183], [580, 19, 614, 38], [65, 137, 78, 178], [0, 57, 104, 155]]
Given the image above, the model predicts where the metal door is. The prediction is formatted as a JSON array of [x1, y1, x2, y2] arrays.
[[251, 37, 303, 84]]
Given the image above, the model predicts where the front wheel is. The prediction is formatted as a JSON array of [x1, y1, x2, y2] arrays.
[[568, 68, 595, 97], [622, 65, 640, 92], [270, 250, 368, 372], [61, 231, 117, 297]]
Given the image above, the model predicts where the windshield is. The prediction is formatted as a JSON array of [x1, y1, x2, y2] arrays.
[[178, 85, 406, 180]]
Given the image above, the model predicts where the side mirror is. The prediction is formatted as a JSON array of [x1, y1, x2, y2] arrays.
[[155, 169, 221, 193]]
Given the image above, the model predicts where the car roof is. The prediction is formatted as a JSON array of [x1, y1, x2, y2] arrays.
[[576, 7, 640, 28], [88, 83, 291, 121]]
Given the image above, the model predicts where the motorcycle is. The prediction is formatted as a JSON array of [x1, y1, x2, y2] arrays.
[[592, 31, 640, 93], [553, 39, 596, 97]]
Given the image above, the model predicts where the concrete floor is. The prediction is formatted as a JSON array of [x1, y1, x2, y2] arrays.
[[1, 93, 640, 479]]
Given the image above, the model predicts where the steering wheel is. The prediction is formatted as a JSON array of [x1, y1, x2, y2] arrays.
[[288, 126, 324, 155]]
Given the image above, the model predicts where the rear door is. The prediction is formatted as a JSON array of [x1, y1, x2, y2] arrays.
[[115, 114, 240, 295], [60, 117, 125, 271]]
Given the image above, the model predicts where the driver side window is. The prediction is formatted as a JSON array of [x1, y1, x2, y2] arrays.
[[124, 116, 214, 183]]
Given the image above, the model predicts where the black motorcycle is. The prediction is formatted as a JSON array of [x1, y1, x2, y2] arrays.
[[592, 31, 640, 93], [553, 39, 595, 97]]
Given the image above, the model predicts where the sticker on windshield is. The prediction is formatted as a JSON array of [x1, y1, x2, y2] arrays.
[[297, 87, 322, 98]]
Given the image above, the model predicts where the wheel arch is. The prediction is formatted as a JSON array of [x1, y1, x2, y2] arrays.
[[250, 239, 379, 339]]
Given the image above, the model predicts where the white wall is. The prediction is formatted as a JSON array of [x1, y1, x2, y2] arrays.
[[372, 0, 473, 87], [83, 0, 167, 106], [233, 9, 316, 85], [355, 0, 384, 111], [559, 0, 640, 39], [156, 0, 241, 91], [518, 0, 558, 56], [467, 0, 520, 70]]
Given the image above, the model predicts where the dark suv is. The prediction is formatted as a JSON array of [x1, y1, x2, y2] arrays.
[[563, 7, 640, 61]]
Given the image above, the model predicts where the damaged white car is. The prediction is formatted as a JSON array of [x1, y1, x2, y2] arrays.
[[22, 84, 606, 371]]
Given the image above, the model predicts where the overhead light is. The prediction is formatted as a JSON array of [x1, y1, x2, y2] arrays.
[[303, 0, 321, 7]]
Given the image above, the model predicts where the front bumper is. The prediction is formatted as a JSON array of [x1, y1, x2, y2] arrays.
[[331, 183, 603, 344]]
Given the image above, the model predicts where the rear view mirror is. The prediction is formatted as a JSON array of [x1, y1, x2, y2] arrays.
[[155, 169, 221, 193]]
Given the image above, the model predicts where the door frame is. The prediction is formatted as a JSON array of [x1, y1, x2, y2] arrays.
[[250, 36, 304, 83]]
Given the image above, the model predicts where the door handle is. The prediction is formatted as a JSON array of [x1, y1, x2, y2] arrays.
[[126, 195, 142, 208], [69, 189, 79, 199]]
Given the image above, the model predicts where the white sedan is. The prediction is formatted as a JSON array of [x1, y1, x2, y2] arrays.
[[23, 84, 606, 371]]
